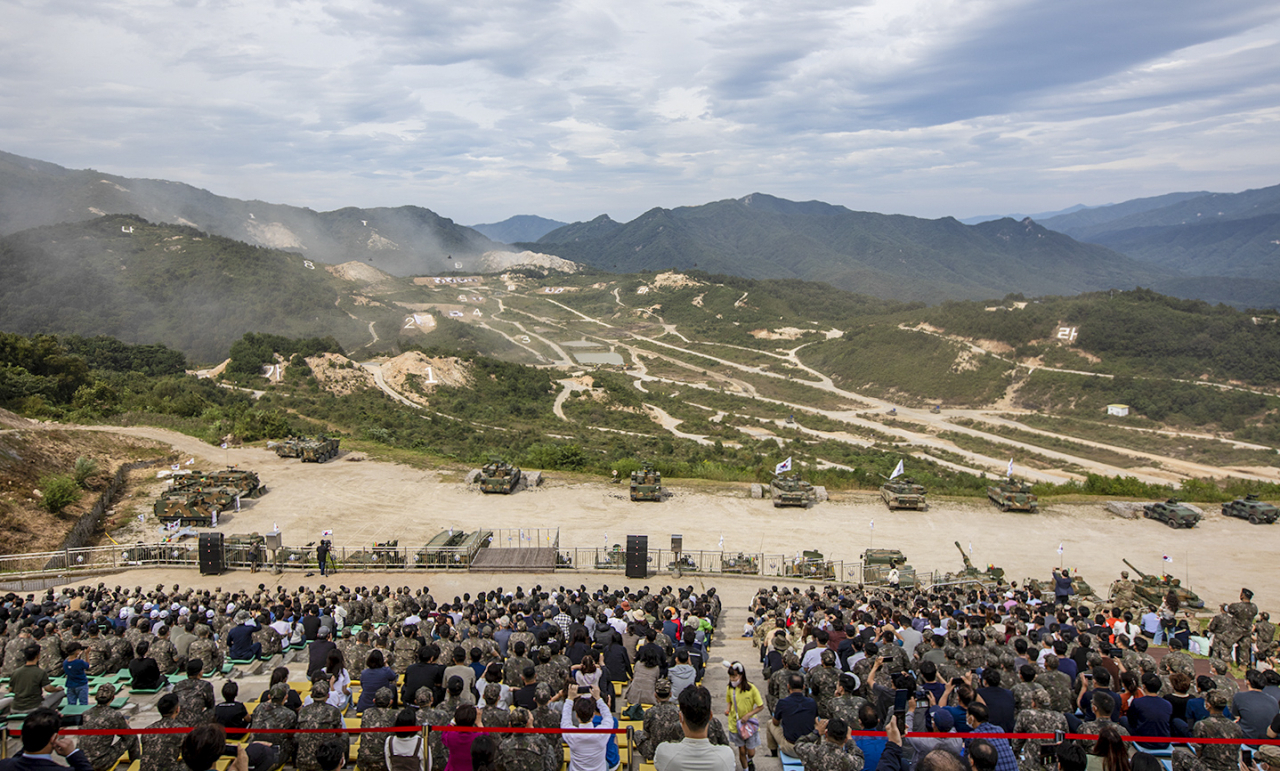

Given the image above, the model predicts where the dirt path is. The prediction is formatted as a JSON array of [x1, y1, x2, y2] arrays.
[[359, 362, 422, 409], [553, 379, 590, 421]]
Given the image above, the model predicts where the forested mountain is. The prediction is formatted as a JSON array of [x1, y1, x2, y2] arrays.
[[1040, 184, 1280, 279], [470, 215, 566, 243], [0, 150, 503, 275], [528, 193, 1167, 303], [0, 215, 389, 362]]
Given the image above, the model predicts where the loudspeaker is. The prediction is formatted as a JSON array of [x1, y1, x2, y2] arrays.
[[199, 532, 225, 576], [625, 535, 648, 579]]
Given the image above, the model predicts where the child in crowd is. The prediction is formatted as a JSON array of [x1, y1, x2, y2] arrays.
[[62, 643, 90, 705]]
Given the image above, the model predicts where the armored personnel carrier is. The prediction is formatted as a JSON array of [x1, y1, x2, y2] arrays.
[[861, 549, 917, 588], [771, 474, 817, 508], [1221, 495, 1277, 525], [299, 436, 340, 463], [479, 457, 523, 494], [987, 478, 1038, 512], [880, 478, 926, 510], [1142, 499, 1200, 528], [272, 438, 303, 458], [784, 550, 835, 580], [1121, 559, 1205, 608], [630, 462, 663, 501], [720, 553, 760, 574]]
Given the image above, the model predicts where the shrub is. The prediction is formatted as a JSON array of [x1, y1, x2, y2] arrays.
[[38, 474, 82, 513], [72, 456, 99, 488]]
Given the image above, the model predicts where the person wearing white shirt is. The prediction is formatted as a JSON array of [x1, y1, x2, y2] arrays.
[[562, 684, 615, 771], [655, 685, 735, 771]]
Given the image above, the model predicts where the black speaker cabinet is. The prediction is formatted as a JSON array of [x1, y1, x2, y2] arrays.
[[199, 532, 225, 575], [625, 535, 648, 579]]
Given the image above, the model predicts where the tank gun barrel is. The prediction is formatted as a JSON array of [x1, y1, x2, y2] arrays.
[[954, 541, 975, 569], [1122, 559, 1149, 579]]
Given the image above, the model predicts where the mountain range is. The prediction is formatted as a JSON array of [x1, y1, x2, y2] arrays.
[[0, 150, 504, 276], [469, 215, 567, 244]]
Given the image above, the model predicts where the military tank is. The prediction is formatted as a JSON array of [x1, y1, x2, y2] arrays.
[[880, 478, 926, 510], [153, 487, 239, 526], [206, 467, 265, 498], [784, 550, 835, 580], [478, 457, 523, 494], [943, 541, 1005, 586], [1221, 495, 1278, 524], [347, 540, 406, 569], [861, 549, 917, 588], [720, 552, 760, 575], [771, 474, 817, 508], [1121, 559, 1205, 609], [630, 462, 664, 502], [987, 478, 1038, 512], [1024, 571, 1099, 602]]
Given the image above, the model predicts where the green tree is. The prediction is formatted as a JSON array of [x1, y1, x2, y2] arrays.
[[38, 474, 82, 513], [72, 456, 99, 488]]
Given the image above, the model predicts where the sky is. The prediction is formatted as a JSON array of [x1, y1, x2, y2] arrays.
[[3, 0, 1280, 225]]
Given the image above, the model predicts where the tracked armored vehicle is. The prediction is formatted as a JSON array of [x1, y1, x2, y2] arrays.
[[720, 553, 760, 574], [943, 541, 1005, 586], [1221, 495, 1278, 525], [1121, 559, 1205, 609], [861, 549, 917, 588], [987, 478, 1038, 512], [771, 474, 816, 508], [880, 478, 926, 510], [630, 462, 663, 501], [479, 457, 523, 494], [784, 550, 835, 580]]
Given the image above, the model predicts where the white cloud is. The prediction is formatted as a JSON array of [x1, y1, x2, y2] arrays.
[[0, 0, 1278, 224]]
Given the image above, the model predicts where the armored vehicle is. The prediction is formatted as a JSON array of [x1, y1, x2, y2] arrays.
[[945, 541, 1005, 585], [299, 436, 340, 463], [416, 530, 468, 567], [479, 457, 523, 494], [224, 533, 265, 565], [987, 478, 1038, 512], [771, 474, 816, 508], [668, 554, 699, 573], [273, 438, 303, 458], [1121, 559, 1205, 608], [1025, 572, 1099, 602], [594, 544, 626, 570], [1222, 495, 1278, 525], [206, 467, 265, 498], [862, 549, 916, 587], [863, 548, 907, 567], [348, 540, 405, 569], [154, 487, 238, 526], [1142, 499, 1200, 528], [720, 553, 760, 574], [784, 550, 835, 580], [880, 478, 926, 510], [630, 462, 664, 501]]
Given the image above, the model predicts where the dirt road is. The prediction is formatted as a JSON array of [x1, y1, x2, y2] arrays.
[[62, 424, 1280, 613]]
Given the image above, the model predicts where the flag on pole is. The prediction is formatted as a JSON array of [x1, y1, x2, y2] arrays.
[[968, 542, 973, 555], [718, 535, 724, 549], [870, 520, 875, 530], [273, 522, 279, 533], [1006, 459, 1014, 477], [1057, 543, 1064, 555], [1162, 554, 1173, 564], [321, 529, 333, 536], [890, 459, 904, 479], [775, 457, 792, 475], [185, 458, 194, 466], [171, 464, 180, 471], [221, 443, 228, 450]]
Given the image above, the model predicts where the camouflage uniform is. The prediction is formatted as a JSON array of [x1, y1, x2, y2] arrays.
[[504, 654, 535, 688], [1163, 650, 1195, 678], [636, 702, 682, 760], [827, 694, 868, 729], [296, 692, 348, 771], [415, 700, 451, 771], [1109, 580, 1137, 609], [1173, 716, 1242, 771], [150, 636, 179, 675], [1227, 601, 1258, 666], [252, 698, 299, 767], [109, 637, 132, 674], [1034, 670, 1074, 713], [358, 688, 400, 771], [38, 633, 64, 676], [1, 636, 29, 677], [499, 732, 547, 771], [806, 665, 840, 719], [767, 665, 797, 713], [188, 635, 222, 675], [536, 660, 568, 696], [254, 624, 283, 657], [172, 677, 215, 725], [393, 635, 422, 676], [85, 636, 112, 677], [139, 715, 184, 771], [1255, 618, 1277, 660], [1073, 719, 1128, 753], [1012, 708, 1068, 771], [1012, 682, 1050, 713], [79, 689, 137, 771], [792, 734, 865, 771]]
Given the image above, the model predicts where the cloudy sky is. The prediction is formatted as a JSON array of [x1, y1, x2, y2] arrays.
[[3, 0, 1280, 225]]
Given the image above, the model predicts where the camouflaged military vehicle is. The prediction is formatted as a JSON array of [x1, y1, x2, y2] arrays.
[[1221, 495, 1278, 525], [1122, 559, 1205, 609], [784, 550, 835, 580], [479, 457, 523, 494], [224, 533, 265, 565], [720, 552, 760, 574], [987, 478, 1038, 512], [862, 549, 917, 587], [272, 437, 303, 458], [943, 541, 1006, 586], [1142, 499, 1200, 528], [348, 540, 405, 569], [771, 474, 817, 508], [668, 554, 699, 573], [299, 436, 340, 463], [594, 544, 626, 570], [206, 467, 265, 498], [880, 478, 926, 510], [630, 462, 664, 502], [154, 487, 239, 526], [1025, 571, 1099, 602], [416, 530, 468, 567]]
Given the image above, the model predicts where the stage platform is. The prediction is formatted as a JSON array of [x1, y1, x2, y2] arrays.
[[469, 547, 558, 572]]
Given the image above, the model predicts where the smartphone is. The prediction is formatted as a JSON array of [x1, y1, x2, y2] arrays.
[[950, 677, 964, 687], [1082, 673, 1094, 681], [578, 685, 591, 694], [1243, 750, 1253, 767], [1055, 731, 1064, 744]]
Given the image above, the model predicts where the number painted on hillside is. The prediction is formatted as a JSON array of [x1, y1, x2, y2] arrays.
[[303, 260, 315, 270]]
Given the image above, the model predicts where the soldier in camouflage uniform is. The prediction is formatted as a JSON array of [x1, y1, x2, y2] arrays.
[[2, 628, 33, 677], [188, 625, 223, 675], [1173, 690, 1241, 771], [1227, 590, 1259, 666], [535, 648, 568, 696], [359, 687, 400, 771], [252, 683, 299, 767], [528, 683, 564, 771], [79, 685, 138, 771], [1163, 640, 1196, 678], [150, 625, 179, 675], [172, 658, 216, 725], [504, 640, 535, 688], [109, 629, 133, 675], [827, 674, 867, 730], [1208, 659, 1239, 699], [480, 683, 511, 727], [1072, 691, 1128, 753], [1255, 612, 1276, 661], [767, 654, 801, 714], [394, 628, 422, 677], [636, 679, 682, 761], [253, 615, 283, 658], [499, 707, 547, 771], [412, 687, 450, 771], [297, 680, 349, 771], [1034, 655, 1074, 713], [806, 650, 841, 719], [140, 694, 185, 771], [1011, 692, 1068, 771], [83, 626, 111, 677], [1012, 666, 1050, 712], [792, 718, 864, 771], [35, 626, 63, 677], [1109, 573, 1137, 608]]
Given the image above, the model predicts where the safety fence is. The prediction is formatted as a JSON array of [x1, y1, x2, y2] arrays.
[[52, 456, 179, 559]]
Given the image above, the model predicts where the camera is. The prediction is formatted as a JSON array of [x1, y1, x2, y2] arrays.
[[319, 539, 332, 549]]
